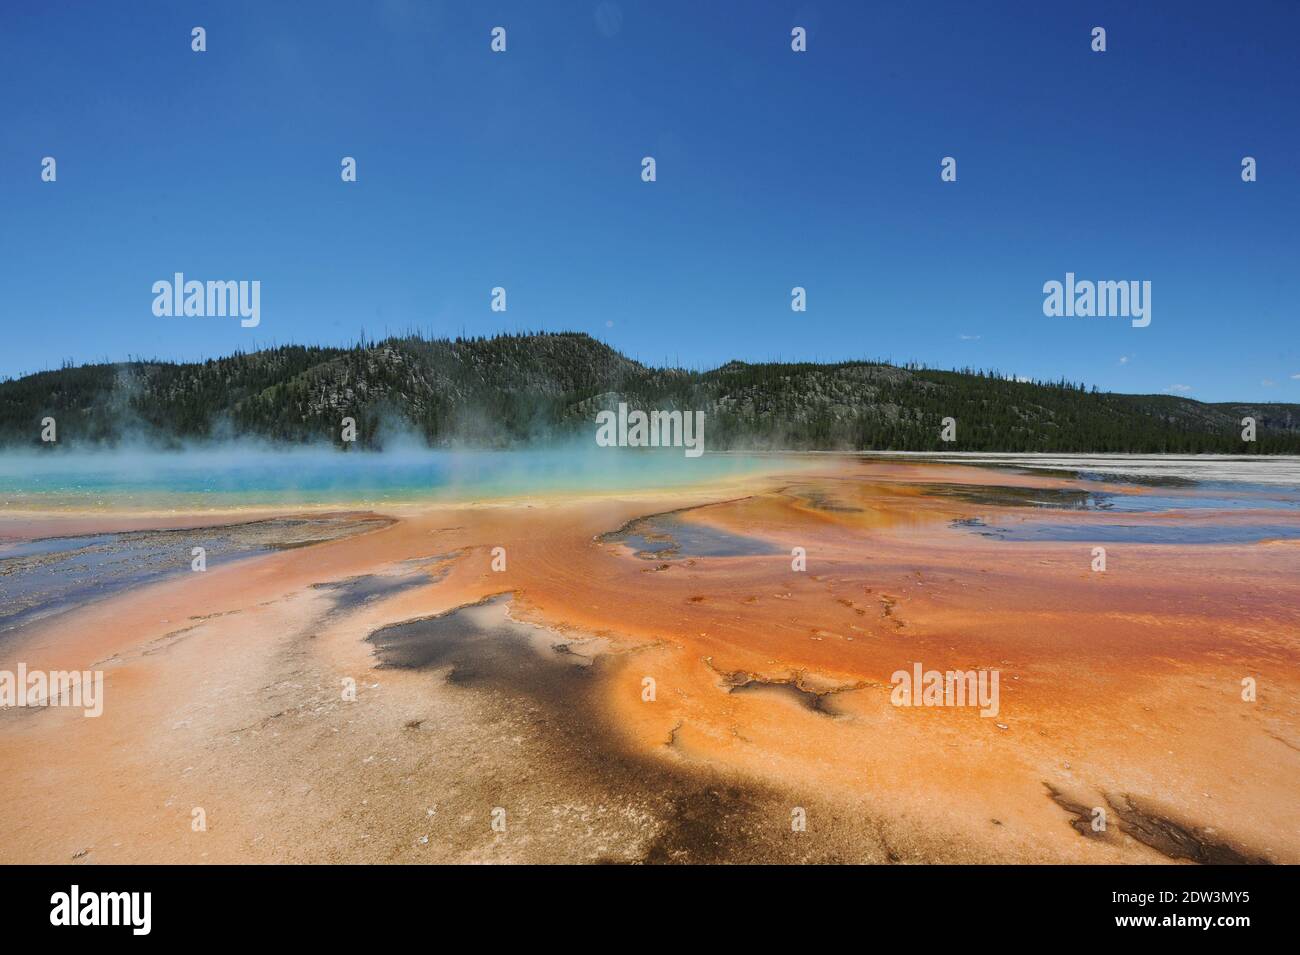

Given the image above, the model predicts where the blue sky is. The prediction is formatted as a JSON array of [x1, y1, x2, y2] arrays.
[[1, 0, 1296, 402]]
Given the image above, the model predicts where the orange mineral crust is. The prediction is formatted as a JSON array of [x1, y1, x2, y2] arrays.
[[0, 458, 1296, 864]]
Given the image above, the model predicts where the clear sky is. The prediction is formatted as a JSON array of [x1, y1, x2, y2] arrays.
[[1, 0, 1296, 402]]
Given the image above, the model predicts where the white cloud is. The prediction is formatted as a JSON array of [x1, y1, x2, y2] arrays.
[[958, 334, 981, 341], [1165, 384, 1193, 394]]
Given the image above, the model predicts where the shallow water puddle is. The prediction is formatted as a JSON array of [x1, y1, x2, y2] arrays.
[[920, 482, 1300, 513], [600, 512, 781, 559], [952, 517, 1300, 544], [0, 517, 388, 634]]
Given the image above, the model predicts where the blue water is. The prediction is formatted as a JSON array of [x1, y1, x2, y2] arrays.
[[0, 447, 786, 508], [933, 463, 1300, 545], [0, 527, 265, 633], [1083, 492, 1299, 512], [919, 482, 1300, 513], [957, 519, 1300, 545], [602, 513, 782, 559], [0, 517, 392, 634], [0, 534, 116, 559]]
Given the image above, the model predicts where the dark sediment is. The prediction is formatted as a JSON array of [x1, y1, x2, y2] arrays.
[[366, 593, 866, 863], [1044, 783, 1272, 863], [311, 556, 453, 615]]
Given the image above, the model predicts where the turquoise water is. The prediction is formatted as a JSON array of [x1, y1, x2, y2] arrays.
[[0, 447, 787, 509]]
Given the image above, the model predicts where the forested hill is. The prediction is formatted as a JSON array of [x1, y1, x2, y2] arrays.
[[1, 332, 1298, 453]]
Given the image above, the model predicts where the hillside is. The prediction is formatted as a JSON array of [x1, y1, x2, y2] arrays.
[[1, 332, 1297, 453]]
